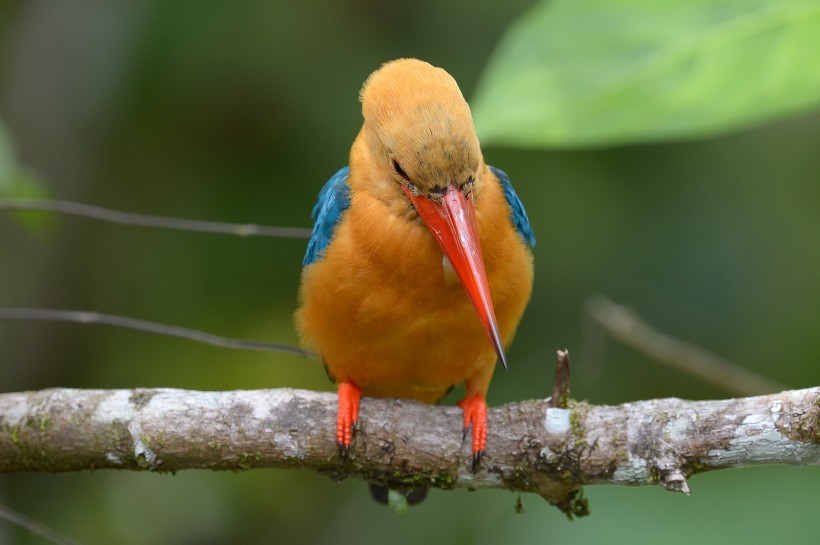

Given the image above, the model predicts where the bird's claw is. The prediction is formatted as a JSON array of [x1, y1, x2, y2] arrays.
[[471, 450, 484, 472], [337, 418, 358, 460]]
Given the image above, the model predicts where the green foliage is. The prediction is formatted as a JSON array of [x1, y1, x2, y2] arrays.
[[387, 489, 409, 514], [0, 120, 47, 200], [0, 120, 51, 232], [2, 2, 819, 544], [472, 0, 820, 147]]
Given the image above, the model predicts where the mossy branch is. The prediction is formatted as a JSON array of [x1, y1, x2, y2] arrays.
[[1, 387, 817, 516]]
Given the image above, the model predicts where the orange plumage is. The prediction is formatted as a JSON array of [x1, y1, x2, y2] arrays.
[[295, 59, 533, 466]]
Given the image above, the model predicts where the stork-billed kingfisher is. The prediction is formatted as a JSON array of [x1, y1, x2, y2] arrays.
[[296, 59, 534, 484]]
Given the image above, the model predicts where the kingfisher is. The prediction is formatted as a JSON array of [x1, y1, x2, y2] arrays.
[[296, 59, 534, 481]]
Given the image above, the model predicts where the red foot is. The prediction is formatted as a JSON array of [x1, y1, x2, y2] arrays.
[[336, 381, 362, 456], [457, 393, 487, 470]]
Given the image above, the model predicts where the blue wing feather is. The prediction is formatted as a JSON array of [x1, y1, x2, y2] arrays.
[[489, 165, 535, 249], [303, 166, 351, 267]]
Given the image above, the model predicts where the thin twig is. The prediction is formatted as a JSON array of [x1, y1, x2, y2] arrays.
[[585, 295, 784, 396], [0, 503, 82, 545], [0, 308, 317, 360], [0, 199, 312, 239]]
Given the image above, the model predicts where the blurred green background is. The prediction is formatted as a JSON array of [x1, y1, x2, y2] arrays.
[[1, 1, 818, 544]]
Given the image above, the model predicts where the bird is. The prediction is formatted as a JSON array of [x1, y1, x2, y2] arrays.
[[295, 59, 534, 497]]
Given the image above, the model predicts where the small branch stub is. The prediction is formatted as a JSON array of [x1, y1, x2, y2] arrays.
[[549, 349, 571, 409], [661, 468, 691, 495]]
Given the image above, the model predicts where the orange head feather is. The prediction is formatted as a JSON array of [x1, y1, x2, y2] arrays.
[[353, 58, 507, 368], [357, 59, 485, 204]]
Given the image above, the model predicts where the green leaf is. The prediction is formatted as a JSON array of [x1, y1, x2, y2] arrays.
[[387, 489, 409, 514], [0, 120, 52, 230], [0, 120, 17, 191], [472, 0, 820, 148], [0, 120, 48, 199]]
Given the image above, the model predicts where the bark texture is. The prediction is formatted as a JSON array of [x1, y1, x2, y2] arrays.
[[1, 387, 817, 516]]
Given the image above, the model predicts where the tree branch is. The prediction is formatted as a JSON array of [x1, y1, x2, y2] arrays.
[[0, 199, 312, 239], [585, 295, 785, 395], [1, 387, 817, 516], [0, 308, 316, 358]]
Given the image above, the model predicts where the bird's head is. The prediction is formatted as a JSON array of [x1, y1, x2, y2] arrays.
[[357, 58, 507, 369]]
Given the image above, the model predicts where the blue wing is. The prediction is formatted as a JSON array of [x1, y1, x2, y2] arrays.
[[303, 166, 351, 267], [489, 166, 535, 249]]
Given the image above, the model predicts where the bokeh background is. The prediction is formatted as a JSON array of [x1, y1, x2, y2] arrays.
[[1, 1, 818, 544]]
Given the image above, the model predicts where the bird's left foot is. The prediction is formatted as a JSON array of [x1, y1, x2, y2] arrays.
[[457, 393, 487, 471], [336, 381, 362, 458]]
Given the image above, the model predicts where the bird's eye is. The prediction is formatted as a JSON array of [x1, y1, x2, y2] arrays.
[[464, 177, 475, 199], [391, 158, 409, 181], [429, 185, 448, 198]]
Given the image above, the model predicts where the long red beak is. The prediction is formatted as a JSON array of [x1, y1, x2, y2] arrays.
[[402, 184, 508, 369]]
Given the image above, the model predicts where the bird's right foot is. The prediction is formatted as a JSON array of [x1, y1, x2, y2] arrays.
[[336, 381, 362, 458], [457, 392, 487, 471]]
